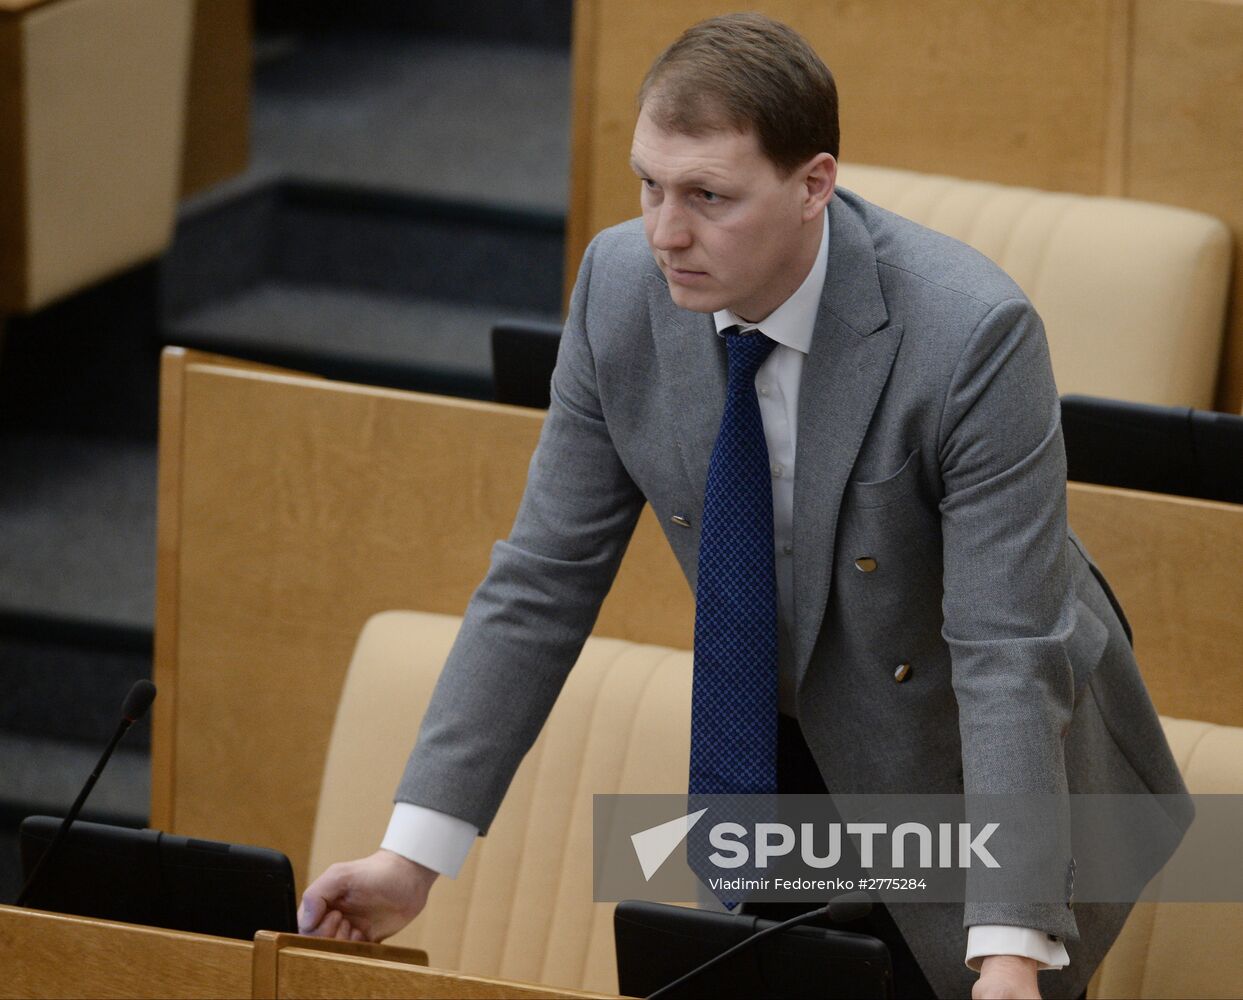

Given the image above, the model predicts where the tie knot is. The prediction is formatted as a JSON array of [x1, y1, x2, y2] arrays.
[[724, 328, 777, 388]]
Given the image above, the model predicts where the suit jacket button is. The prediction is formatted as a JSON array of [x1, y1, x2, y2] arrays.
[[855, 556, 878, 573], [894, 663, 912, 683], [671, 514, 691, 528]]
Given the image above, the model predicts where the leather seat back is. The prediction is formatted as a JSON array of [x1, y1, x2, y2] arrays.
[[837, 164, 1232, 409]]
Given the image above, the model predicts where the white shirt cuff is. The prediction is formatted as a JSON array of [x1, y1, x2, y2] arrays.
[[381, 802, 478, 878], [965, 925, 1070, 972]]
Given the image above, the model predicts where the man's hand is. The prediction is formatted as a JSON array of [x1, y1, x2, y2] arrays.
[[298, 849, 437, 942], [973, 955, 1041, 999]]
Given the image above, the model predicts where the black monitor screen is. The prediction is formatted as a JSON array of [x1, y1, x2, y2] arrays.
[[615, 899, 893, 999], [19, 816, 297, 940]]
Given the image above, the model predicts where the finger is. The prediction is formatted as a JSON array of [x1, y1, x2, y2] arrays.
[[319, 909, 343, 939], [298, 864, 350, 933], [297, 892, 325, 934], [334, 917, 354, 941], [350, 928, 365, 943]]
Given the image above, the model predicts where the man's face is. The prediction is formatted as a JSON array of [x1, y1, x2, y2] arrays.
[[630, 105, 830, 322]]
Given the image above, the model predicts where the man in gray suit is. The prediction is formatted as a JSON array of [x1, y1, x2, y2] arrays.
[[300, 14, 1190, 998]]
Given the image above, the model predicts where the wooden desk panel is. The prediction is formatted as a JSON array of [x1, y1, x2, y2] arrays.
[[0, 904, 251, 999], [152, 349, 692, 886], [1068, 482, 1243, 727]]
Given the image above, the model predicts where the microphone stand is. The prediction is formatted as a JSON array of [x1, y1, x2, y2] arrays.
[[16, 680, 155, 907]]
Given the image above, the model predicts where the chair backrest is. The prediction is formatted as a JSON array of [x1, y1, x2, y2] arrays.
[[308, 610, 693, 996], [835, 164, 1231, 408], [491, 318, 562, 409], [1061, 395, 1243, 505], [315, 610, 1243, 998], [1092, 717, 1243, 999]]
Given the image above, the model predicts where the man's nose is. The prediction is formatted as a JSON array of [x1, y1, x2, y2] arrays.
[[650, 201, 692, 251]]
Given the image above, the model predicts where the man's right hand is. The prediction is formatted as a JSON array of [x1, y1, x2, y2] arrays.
[[298, 848, 437, 942]]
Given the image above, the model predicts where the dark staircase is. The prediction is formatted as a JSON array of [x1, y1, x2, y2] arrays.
[[0, 10, 571, 901]]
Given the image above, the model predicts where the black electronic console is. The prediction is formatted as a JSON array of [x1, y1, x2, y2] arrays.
[[615, 899, 893, 999], [1061, 394, 1243, 503], [19, 817, 297, 941]]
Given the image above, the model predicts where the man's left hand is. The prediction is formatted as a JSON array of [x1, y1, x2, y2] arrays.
[[973, 955, 1041, 999]]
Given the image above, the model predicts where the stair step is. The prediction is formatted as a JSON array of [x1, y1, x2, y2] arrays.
[[0, 432, 156, 631], [0, 612, 151, 749], [168, 282, 557, 398], [0, 734, 149, 826], [253, 34, 571, 213], [0, 734, 150, 905], [165, 180, 566, 318]]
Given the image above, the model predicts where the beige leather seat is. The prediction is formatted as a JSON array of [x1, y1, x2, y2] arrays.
[[311, 610, 1243, 998], [309, 611, 693, 996], [837, 164, 1232, 409], [1091, 718, 1243, 999]]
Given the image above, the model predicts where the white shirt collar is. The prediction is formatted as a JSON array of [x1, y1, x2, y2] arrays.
[[712, 207, 829, 356]]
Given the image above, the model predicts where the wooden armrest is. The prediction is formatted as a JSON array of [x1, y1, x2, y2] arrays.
[[252, 930, 428, 999]]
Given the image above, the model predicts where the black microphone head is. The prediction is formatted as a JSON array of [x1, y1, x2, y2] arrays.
[[122, 680, 157, 723]]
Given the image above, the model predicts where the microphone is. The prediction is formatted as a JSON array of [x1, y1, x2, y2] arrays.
[[645, 891, 874, 1000], [17, 679, 157, 908]]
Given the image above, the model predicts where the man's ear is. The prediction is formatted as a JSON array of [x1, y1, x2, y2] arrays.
[[801, 153, 837, 221]]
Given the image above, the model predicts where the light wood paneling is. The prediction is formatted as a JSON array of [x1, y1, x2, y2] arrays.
[[1068, 482, 1243, 727], [569, 0, 1120, 285], [0, 904, 251, 999], [271, 951, 615, 999], [568, 0, 1243, 409], [1127, 0, 1243, 411], [252, 931, 429, 999], [152, 351, 692, 885]]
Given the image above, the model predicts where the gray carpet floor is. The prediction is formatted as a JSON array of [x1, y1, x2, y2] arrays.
[[253, 34, 571, 212], [173, 283, 556, 379], [0, 734, 149, 824], [0, 432, 156, 630]]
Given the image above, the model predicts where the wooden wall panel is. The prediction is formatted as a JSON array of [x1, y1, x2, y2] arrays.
[[1126, 0, 1243, 411], [569, 0, 1120, 293], [568, 0, 1243, 409]]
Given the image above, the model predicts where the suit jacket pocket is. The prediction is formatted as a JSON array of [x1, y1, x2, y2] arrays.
[[848, 449, 920, 509], [1066, 597, 1110, 697]]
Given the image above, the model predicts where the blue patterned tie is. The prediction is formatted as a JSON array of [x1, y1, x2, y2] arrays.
[[690, 328, 780, 798]]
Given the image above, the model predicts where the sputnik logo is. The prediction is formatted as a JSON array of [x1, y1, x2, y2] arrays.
[[630, 808, 708, 881]]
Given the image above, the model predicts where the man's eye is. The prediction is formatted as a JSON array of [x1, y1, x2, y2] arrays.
[[700, 190, 720, 203], [641, 178, 657, 190]]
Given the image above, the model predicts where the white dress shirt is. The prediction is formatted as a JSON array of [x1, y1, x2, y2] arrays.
[[383, 208, 1068, 972]]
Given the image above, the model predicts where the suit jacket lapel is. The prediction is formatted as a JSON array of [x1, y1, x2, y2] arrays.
[[647, 273, 727, 525], [793, 193, 904, 684]]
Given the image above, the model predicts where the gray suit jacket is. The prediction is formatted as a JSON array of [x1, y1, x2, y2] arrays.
[[399, 189, 1191, 998]]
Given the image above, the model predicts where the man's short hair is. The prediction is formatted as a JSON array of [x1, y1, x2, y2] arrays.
[[637, 12, 840, 174]]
